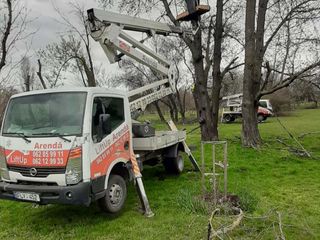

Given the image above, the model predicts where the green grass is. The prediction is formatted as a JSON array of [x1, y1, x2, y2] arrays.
[[1, 108, 320, 239]]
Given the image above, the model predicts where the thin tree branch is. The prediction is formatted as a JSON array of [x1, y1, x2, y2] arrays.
[[260, 61, 320, 97], [36, 59, 47, 89]]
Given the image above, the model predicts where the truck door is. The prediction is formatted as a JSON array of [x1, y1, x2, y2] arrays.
[[89, 96, 130, 184]]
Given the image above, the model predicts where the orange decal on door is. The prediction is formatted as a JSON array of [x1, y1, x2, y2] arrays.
[[90, 131, 130, 179]]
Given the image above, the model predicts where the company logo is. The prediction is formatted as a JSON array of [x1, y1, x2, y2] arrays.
[[30, 168, 37, 177]]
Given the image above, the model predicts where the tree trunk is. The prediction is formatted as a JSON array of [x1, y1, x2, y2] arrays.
[[25, 75, 30, 92], [189, 23, 216, 141], [210, 0, 224, 141], [168, 104, 175, 122], [81, 57, 96, 87], [176, 89, 186, 124], [192, 60, 216, 141], [36, 59, 47, 89], [154, 101, 165, 122], [242, 0, 262, 147], [168, 94, 179, 122]]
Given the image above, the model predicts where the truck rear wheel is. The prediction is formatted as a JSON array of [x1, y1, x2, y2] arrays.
[[163, 154, 184, 174], [257, 114, 265, 123], [98, 174, 127, 214], [223, 114, 235, 123]]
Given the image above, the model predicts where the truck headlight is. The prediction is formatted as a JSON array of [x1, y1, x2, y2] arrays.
[[0, 147, 10, 180], [66, 147, 82, 185]]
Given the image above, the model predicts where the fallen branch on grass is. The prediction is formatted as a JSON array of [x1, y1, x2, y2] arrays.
[[276, 138, 311, 158], [298, 131, 320, 139], [277, 211, 286, 240], [275, 117, 311, 158], [207, 207, 244, 240]]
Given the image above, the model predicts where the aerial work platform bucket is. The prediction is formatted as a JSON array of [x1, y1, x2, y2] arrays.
[[176, 0, 210, 21]]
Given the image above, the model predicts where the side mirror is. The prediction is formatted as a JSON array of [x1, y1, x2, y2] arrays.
[[97, 114, 111, 141]]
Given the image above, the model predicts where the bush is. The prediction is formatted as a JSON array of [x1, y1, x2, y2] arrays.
[[0, 87, 17, 124], [267, 88, 292, 115]]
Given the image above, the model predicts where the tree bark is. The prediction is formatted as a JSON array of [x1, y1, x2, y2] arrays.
[[176, 90, 186, 124], [160, 0, 219, 140], [36, 59, 47, 89], [175, 86, 187, 124], [210, 0, 224, 141], [25, 75, 30, 92], [154, 101, 165, 122], [191, 27, 217, 141], [168, 94, 179, 122], [242, 0, 262, 147], [80, 57, 96, 87]]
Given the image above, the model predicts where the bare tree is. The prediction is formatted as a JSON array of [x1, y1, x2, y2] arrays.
[[0, 0, 34, 85], [113, 59, 167, 122], [291, 76, 320, 107], [242, 0, 320, 147], [20, 56, 34, 92], [36, 2, 99, 88], [54, 2, 97, 87], [38, 33, 97, 88], [0, 86, 17, 122], [36, 59, 47, 89], [0, 0, 12, 73], [156, 37, 193, 123], [99, 0, 243, 140]]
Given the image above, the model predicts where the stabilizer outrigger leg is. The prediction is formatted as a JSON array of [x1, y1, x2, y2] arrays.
[[130, 152, 154, 217]]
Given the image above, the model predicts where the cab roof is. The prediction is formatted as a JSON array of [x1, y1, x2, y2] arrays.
[[11, 87, 127, 98]]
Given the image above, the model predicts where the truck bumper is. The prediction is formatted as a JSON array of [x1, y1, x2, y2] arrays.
[[0, 181, 92, 206]]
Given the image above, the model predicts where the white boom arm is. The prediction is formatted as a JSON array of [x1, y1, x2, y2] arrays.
[[87, 9, 189, 113], [222, 93, 243, 107]]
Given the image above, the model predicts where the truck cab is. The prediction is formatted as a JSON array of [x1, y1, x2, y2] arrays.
[[0, 87, 188, 214], [0, 88, 135, 210]]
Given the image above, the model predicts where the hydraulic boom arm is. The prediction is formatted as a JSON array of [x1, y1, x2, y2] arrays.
[[87, 9, 190, 114]]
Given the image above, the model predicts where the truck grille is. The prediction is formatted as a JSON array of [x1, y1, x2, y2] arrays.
[[8, 166, 65, 178]]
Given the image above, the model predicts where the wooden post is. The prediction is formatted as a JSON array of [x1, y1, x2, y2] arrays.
[[223, 142, 228, 199], [201, 142, 205, 196], [212, 144, 216, 205]]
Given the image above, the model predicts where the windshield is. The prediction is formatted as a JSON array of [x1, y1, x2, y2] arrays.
[[259, 100, 267, 108], [2, 92, 87, 137]]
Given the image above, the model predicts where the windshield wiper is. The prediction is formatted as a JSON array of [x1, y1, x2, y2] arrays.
[[4, 132, 31, 143], [32, 133, 72, 142]]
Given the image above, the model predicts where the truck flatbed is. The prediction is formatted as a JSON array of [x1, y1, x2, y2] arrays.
[[133, 131, 186, 151]]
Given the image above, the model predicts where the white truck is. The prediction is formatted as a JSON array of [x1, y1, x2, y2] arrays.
[[0, 9, 200, 217], [221, 94, 273, 123]]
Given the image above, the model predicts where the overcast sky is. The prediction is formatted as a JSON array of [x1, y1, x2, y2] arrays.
[[26, 0, 100, 53], [14, 0, 119, 87]]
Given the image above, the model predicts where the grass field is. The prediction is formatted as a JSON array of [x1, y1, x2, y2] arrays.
[[0, 108, 319, 240]]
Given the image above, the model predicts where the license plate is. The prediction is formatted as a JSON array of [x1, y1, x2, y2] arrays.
[[13, 192, 40, 202]]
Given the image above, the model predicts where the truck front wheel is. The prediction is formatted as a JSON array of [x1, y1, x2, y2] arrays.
[[98, 174, 127, 214], [163, 154, 184, 174]]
